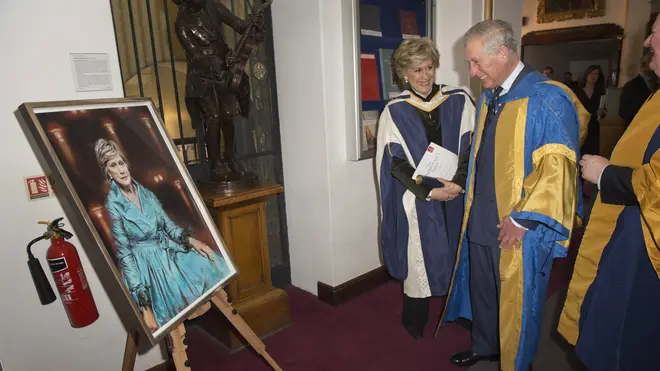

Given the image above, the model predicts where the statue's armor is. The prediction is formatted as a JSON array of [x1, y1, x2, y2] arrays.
[[177, 2, 250, 121]]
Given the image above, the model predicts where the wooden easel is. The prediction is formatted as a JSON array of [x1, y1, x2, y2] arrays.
[[121, 289, 282, 371]]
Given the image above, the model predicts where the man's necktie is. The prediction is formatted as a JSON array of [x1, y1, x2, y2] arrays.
[[476, 86, 504, 167], [488, 86, 503, 115]]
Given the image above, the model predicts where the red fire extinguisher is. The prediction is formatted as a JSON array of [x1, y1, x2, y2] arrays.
[[27, 217, 99, 328]]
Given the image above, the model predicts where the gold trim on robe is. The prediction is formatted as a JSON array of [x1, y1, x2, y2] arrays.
[[437, 99, 489, 319], [519, 143, 579, 248], [494, 100, 528, 370], [404, 94, 449, 112], [544, 80, 591, 147], [558, 92, 660, 345]]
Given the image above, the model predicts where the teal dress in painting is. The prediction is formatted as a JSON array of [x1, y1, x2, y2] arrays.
[[105, 180, 229, 328]]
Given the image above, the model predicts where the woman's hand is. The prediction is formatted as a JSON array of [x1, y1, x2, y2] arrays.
[[188, 238, 215, 261], [142, 306, 159, 332], [428, 179, 463, 201]]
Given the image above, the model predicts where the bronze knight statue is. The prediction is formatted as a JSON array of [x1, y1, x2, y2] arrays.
[[173, 0, 270, 188]]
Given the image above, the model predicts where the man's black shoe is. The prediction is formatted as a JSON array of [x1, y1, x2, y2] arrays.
[[450, 351, 499, 366]]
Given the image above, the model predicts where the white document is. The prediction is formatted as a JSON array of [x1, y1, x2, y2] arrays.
[[411, 142, 458, 181], [70, 53, 113, 92]]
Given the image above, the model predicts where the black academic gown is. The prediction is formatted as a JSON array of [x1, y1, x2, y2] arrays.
[[619, 74, 653, 127], [575, 87, 604, 155]]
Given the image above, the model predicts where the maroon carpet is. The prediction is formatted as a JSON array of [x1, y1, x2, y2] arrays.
[[184, 245, 579, 371], [184, 203, 588, 371], [186, 282, 469, 371]]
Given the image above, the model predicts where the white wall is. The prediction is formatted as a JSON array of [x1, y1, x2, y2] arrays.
[[323, 1, 384, 286], [271, 0, 336, 294], [494, 0, 523, 56], [522, 0, 628, 34], [272, 0, 524, 293], [434, 0, 523, 98], [435, 0, 482, 95], [271, 0, 383, 292], [0, 1, 164, 370]]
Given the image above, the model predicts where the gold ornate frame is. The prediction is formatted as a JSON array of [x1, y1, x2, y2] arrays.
[[537, 0, 605, 24], [485, 0, 493, 20], [17, 97, 238, 345]]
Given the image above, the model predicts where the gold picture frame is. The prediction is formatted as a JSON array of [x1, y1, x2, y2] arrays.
[[537, 0, 605, 24], [485, 0, 493, 20], [17, 97, 238, 345]]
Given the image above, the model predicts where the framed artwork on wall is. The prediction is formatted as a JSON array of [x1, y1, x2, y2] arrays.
[[18, 98, 237, 344], [537, 0, 605, 24], [346, 0, 435, 161]]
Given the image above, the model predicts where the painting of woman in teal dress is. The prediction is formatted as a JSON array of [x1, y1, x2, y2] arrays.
[[95, 138, 229, 333]]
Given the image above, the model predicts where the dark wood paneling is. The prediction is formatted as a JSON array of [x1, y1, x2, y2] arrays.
[[522, 23, 623, 46]]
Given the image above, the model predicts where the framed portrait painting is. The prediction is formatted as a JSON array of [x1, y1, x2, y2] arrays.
[[18, 98, 237, 344], [537, 0, 605, 24]]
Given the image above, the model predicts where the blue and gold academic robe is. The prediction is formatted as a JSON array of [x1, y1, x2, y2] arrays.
[[559, 92, 660, 371], [439, 74, 586, 371], [376, 86, 474, 298]]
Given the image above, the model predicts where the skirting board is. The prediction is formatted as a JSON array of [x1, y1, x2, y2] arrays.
[[317, 266, 392, 306]]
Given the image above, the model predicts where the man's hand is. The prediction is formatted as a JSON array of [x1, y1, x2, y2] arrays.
[[579, 154, 610, 184], [497, 216, 526, 250], [428, 178, 463, 201]]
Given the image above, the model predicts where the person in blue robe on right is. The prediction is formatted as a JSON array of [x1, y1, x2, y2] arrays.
[[559, 12, 660, 371], [439, 20, 587, 371]]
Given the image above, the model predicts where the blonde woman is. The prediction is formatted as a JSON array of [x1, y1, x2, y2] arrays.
[[375, 37, 475, 339]]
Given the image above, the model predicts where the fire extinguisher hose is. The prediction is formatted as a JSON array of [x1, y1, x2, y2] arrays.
[[27, 232, 57, 305]]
